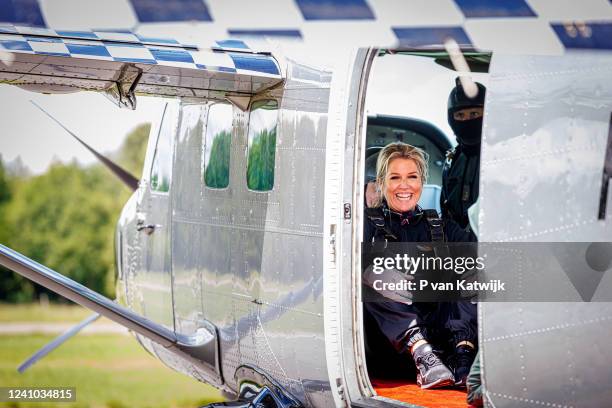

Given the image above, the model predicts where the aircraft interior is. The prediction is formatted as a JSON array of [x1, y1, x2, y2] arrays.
[[360, 50, 490, 407]]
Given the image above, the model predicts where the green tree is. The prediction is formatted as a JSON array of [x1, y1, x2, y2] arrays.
[[0, 156, 10, 205], [204, 130, 231, 188], [2, 162, 120, 301], [0, 124, 151, 303], [116, 123, 150, 179], [0, 156, 35, 302], [247, 127, 276, 191]]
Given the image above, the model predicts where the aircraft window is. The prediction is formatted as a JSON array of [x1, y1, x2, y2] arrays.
[[246, 99, 278, 191], [150, 104, 176, 193], [203, 103, 232, 189]]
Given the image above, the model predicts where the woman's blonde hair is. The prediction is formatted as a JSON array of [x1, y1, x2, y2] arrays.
[[372, 142, 429, 208]]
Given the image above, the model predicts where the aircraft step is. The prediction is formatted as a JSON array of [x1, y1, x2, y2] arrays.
[[372, 378, 468, 408]]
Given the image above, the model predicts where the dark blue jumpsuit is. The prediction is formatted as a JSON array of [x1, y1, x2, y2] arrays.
[[363, 204, 477, 359]]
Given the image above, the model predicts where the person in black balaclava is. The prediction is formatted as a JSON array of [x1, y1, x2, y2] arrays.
[[442, 77, 486, 231], [438, 77, 485, 388]]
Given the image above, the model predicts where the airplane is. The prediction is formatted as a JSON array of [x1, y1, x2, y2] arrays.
[[1, 1, 612, 407]]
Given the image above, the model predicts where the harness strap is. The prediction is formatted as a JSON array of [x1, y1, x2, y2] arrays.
[[365, 207, 397, 242], [441, 148, 454, 216], [462, 154, 478, 205], [422, 209, 451, 260], [423, 209, 445, 242], [366, 207, 447, 243]]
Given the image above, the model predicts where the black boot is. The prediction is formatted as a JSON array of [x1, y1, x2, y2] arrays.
[[411, 343, 455, 389], [451, 345, 476, 387]]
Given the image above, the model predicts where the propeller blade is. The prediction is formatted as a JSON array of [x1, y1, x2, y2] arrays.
[[30, 100, 140, 192], [18, 312, 101, 373]]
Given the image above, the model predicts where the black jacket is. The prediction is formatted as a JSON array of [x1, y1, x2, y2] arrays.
[[441, 143, 480, 230], [364, 203, 475, 243], [362, 203, 478, 359]]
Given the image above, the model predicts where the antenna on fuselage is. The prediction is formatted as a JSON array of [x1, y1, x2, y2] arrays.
[[30, 100, 140, 192]]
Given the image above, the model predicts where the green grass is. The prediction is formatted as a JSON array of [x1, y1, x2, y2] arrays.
[[0, 303, 91, 323], [0, 304, 225, 407], [0, 334, 223, 408]]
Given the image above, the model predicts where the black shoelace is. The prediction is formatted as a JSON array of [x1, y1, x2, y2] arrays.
[[418, 352, 442, 369]]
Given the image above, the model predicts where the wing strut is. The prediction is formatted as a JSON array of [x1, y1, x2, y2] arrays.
[[18, 313, 101, 373], [0, 244, 222, 385]]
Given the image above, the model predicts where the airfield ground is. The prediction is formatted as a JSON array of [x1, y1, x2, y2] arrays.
[[0, 303, 223, 408]]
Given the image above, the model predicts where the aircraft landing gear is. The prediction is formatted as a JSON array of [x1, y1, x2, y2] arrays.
[[201, 365, 303, 408]]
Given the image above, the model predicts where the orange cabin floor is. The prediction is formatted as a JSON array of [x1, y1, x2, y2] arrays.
[[372, 378, 469, 408]]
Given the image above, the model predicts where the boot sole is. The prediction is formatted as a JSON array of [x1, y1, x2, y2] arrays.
[[417, 375, 456, 390], [455, 379, 467, 388]]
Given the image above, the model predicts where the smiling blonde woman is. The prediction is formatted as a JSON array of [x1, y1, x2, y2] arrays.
[[363, 141, 478, 390], [373, 142, 429, 211]]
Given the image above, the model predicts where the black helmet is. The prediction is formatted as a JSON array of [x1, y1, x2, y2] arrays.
[[447, 77, 486, 147]]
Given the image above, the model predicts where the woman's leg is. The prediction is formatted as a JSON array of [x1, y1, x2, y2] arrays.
[[364, 301, 454, 389], [364, 301, 426, 353], [447, 301, 477, 345]]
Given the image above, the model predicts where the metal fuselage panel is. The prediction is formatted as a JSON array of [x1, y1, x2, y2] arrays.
[[117, 192, 139, 312], [480, 52, 612, 408], [170, 60, 333, 404], [132, 102, 180, 331], [117, 102, 220, 383]]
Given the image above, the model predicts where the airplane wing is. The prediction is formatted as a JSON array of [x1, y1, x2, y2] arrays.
[[0, 25, 283, 109]]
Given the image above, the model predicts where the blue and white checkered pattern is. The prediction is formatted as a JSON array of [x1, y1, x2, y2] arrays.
[[0, 25, 281, 77], [1, 0, 612, 52]]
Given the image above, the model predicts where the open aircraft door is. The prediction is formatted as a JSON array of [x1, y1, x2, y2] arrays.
[[479, 52, 612, 407], [0, 25, 284, 388]]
